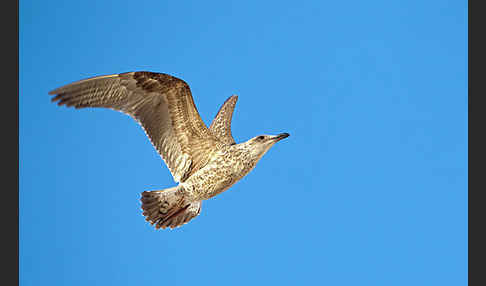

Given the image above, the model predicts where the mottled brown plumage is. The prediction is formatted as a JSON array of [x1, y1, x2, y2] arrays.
[[49, 71, 289, 230], [209, 95, 238, 145]]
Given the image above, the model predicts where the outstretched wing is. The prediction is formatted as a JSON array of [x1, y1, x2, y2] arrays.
[[209, 95, 238, 145], [49, 71, 219, 182]]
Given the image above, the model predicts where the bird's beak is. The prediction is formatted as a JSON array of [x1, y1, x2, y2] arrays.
[[272, 133, 290, 142]]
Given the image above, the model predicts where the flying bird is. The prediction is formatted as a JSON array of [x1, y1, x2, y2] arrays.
[[49, 71, 289, 230]]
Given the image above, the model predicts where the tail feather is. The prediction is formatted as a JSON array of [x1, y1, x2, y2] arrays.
[[140, 187, 202, 230]]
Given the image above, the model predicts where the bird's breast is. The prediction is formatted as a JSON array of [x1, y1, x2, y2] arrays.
[[181, 150, 253, 201]]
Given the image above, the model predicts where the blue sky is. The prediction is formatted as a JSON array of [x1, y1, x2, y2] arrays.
[[20, 1, 468, 285]]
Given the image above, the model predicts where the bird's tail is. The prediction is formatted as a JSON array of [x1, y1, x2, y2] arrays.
[[140, 187, 202, 230]]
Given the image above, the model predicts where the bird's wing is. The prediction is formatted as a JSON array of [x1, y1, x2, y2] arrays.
[[209, 95, 238, 145], [49, 71, 219, 183]]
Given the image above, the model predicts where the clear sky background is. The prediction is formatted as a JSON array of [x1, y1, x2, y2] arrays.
[[20, 1, 468, 285]]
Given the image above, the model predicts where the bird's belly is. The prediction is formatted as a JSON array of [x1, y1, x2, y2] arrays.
[[182, 160, 247, 201]]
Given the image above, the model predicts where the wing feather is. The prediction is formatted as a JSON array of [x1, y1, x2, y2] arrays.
[[209, 95, 238, 145], [49, 71, 219, 182]]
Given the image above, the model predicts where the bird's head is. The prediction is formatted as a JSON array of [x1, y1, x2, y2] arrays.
[[243, 133, 290, 161]]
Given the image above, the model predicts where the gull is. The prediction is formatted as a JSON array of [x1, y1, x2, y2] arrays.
[[49, 71, 289, 230]]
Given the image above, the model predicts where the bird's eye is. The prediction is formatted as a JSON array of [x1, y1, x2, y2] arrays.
[[257, 136, 265, 141]]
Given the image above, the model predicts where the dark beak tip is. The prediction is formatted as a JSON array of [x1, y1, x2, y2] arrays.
[[278, 132, 290, 140]]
